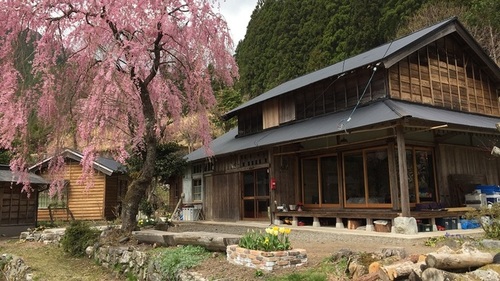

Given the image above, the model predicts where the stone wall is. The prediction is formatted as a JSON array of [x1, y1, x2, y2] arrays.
[[226, 245, 307, 271], [8, 228, 206, 281]]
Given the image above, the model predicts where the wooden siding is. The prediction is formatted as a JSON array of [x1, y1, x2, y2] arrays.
[[437, 144, 500, 207], [203, 172, 240, 221], [104, 175, 128, 220], [37, 160, 107, 221], [0, 184, 37, 226], [389, 36, 499, 117], [263, 98, 279, 129], [272, 155, 298, 207]]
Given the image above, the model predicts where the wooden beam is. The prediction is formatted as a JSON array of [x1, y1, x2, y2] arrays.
[[396, 125, 410, 216]]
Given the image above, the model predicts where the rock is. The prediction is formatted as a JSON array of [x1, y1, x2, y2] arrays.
[[393, 217, 418, 235]]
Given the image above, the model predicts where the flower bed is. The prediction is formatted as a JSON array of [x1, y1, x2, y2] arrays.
[[226, 226, 307, 271], [226, 245, 307, 271]]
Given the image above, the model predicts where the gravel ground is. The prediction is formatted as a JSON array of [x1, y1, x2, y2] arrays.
[[167, 221, 451, 255]]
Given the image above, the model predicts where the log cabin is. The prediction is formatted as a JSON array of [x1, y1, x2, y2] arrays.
[[0, 166, 47, 236], [30, 148, 128, 222], [183, 18, 500, 231]]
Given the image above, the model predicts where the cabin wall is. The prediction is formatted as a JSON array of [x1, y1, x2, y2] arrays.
[[104, 174, 128, 220], [37, 161, 107, 221], [0, 184, 37, 236], [437, 143, 500, 207], [272, 154, 298, 207], [203, 172, 240, 221], [388, 36, 499, 117]]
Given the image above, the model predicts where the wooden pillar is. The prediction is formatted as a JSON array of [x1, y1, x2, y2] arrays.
[[387, 141, 400, 210], [269, 149, 275, 225], [396, 125, 410, 217]]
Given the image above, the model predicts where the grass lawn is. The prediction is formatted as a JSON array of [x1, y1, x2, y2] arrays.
[[0, 239, 121, 281]]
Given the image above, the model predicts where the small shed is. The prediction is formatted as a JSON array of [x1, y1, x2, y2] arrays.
[[0, 168, 47, 236], [30, 148, 129, 222]]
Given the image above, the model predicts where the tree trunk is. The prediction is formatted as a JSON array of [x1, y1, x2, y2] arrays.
[[425, 252, 494, 270], [121, 80, 158, 233], [421, 268, 469, 281], [378, 261, 421, 281]]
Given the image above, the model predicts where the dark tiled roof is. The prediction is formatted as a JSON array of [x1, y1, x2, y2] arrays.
[[224, 17, 500, 119], [0, 170, 48, 184], [187, 99, 500, 162], [29, 148, 126, 176]]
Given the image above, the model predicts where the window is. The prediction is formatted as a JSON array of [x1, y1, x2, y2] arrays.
[[406, 148, 436, 203], [301, 156, 339, 206], [344, 148, 391, 206], [192, 178, 202, 202], [38, 187, 68, 209]]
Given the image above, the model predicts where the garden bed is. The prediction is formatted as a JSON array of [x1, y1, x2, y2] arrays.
[[226, 245, 307, 271]]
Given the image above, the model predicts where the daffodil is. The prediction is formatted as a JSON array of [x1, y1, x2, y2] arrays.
[[279, 227, 285, 234]]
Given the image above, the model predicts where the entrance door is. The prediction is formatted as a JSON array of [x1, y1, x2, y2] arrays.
[[242, 169, 269, 219]]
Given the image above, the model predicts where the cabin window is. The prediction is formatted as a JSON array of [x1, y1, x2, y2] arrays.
[[279, 95, 296, 123], [38, 187, 68, 209], [405, 148, 436, 203], [192, 178, 202, 202], [237, 106, 263, 136], [301, 155, 339, 206], [344, 148, 391, 207]]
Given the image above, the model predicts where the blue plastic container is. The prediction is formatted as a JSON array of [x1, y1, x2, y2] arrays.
[[476, 185, 500, 195], [460, 219, 481, 229]]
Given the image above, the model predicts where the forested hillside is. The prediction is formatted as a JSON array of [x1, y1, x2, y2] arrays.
[[234, 0, 499, 100]]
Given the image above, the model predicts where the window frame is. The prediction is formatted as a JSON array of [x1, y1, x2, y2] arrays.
[[343, 146, 392, 208], [300, 154, 340, 208]]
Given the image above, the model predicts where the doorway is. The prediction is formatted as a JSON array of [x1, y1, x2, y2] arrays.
[[242, 169, 269, 219]]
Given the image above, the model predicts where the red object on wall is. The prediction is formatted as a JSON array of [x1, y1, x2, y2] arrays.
[[270, 178, 276, 190]]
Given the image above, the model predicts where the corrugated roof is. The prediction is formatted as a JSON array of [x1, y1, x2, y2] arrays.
[[225, 17, 500, 119], [0, 170, 48, 185], [187, 100, 500, 162], [29, 148, 126, 176]]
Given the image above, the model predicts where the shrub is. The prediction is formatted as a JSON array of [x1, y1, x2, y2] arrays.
[[466, 203, 500, 240], [239, 226, 292, 251], [60, 220, 100, 257], [156, 245, 209, 280]]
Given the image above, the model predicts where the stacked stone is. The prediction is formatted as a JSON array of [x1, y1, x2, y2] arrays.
[[226, 245, 307, 271]]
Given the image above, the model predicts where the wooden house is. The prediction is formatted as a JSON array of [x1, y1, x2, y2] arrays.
[[0, 166, 47, 236], [183, 18, 500, 230], [30, 148, 128, 222]]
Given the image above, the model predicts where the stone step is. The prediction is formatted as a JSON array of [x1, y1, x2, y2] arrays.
[[132, 230, 241, 251]]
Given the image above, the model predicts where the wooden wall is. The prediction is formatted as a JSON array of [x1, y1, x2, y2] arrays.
[[203, 172, 240, 221], [272, 155, 298, 207], [38, 160, 107, 221], [389, 36, 499, 117], [104, 174, 128, 220], [437, 144, 500, 207], [0, 184, 37, 226]]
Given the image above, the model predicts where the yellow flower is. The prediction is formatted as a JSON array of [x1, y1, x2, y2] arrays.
[[284, 228, 291, 234], [264, 237, 269, 244], [273, 229, 279, 236], [265, 228, 272, 234], [272, 226, 279, 231], [279, 227, 285, 234]]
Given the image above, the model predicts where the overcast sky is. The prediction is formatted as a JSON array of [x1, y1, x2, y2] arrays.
[[219, 0, 258, 46]]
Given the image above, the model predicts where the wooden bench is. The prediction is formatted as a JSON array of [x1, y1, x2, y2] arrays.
[[273, 208, 472, 232]]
